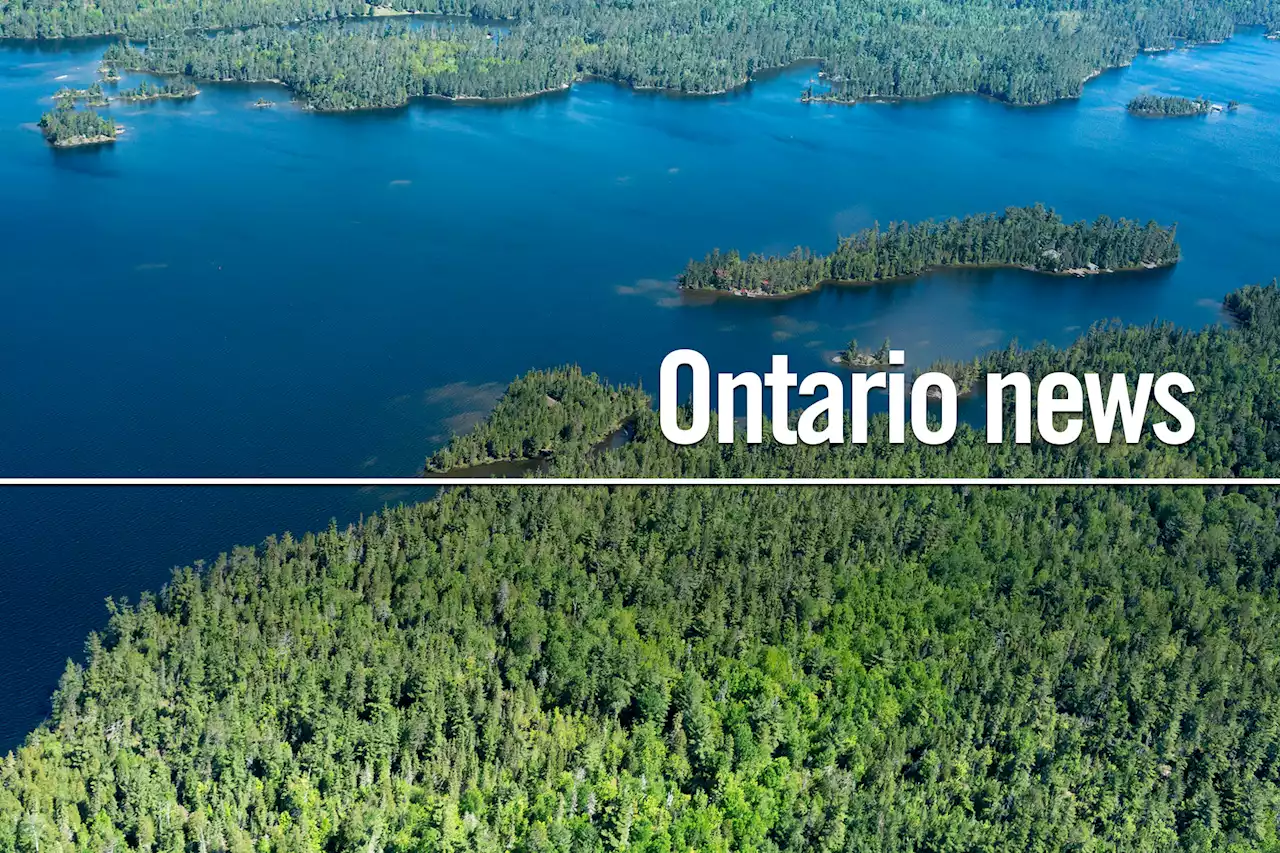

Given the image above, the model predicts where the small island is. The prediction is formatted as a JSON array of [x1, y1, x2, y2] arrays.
[[116, 80, 200, 101], [836, 338, 895, 368], [97, 63, 122, 82], [800, 83, 838, 104], [38, 106, 119, 147], [678, 205, 1181, 297], [53, 83, 108, 108], [1127, 94, 1220, 116], [252, 97, 276, 109]]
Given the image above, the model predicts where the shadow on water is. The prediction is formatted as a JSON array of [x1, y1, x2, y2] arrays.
[[679, 263, 1181, 314], [45, 142, 124, 175], [422, 420, 637, 479]]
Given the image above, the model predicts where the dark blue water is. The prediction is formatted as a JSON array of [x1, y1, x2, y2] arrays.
[[1, 31, 1278, 749]]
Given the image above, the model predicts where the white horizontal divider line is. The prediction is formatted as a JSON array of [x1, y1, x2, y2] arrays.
[[0, 477, 1276, 487]]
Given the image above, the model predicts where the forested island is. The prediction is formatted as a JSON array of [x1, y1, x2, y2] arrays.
[[678, 205, 1180, 297], [37, 79, 196, 146], [52, 83, 107, 107], [0, 0, 1272, 109], [1126, 93, 1236, 116], [115, 80, 199, 101], [7, 281, 1280, 851], [37, 106, 118, 147], [1128, 94, 1213, 115]]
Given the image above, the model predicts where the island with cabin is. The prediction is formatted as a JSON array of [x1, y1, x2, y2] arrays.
[[1127, 94, 1238, 116]]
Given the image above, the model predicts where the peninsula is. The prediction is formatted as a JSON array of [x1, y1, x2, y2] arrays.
[[7, 282, 1280, 853], [678, 205, 1181, 297], [115, 80, 200, 101], [423, 366, 647, 472]]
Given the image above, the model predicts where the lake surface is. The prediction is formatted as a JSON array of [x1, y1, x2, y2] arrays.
[[1, 31, 1278, 749]]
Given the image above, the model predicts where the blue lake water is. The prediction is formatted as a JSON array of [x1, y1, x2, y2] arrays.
[[1, 31, 1278, 748]]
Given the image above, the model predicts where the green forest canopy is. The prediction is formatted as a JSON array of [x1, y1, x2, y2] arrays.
[[7, 281, 1280, 852], [1127, 94, 1217, 115], [37, 105, 116, 144], [678, 205, 1181, 296], [4, 0, 1279, 107], [424, 366, 648, 473]]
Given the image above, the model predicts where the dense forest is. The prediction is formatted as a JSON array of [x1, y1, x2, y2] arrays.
[[37, 106, 116, 145], [100, 25, 583, 109], [7, 281, 1280, 852], [678, 205, 1181, 296], [926, 277, 1276, 397], [5, 0, 1275, 108], [1127, 94, 1217, 116], [425, 366, 649, 472]]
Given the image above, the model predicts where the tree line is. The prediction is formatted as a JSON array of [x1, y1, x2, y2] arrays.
[[115, 79, 199, 100], [424, 366, 648, 472], [678, 205, 1181, 296], [5, 0, 1271, 109], [7, 280, 1280, 852], [38, 106, 116, 145], [1128, 94, 1217, 116], [53, 83, 107, 107]]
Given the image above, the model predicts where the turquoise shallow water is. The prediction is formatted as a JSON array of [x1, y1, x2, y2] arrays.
[[1, 31, 1278, 747]]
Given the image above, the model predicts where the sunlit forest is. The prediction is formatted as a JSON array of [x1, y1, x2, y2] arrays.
[[5, 280, 1280, 852], [37, 105, 116, 144], [1127, 94, 1222, 115], [679, 205, 1181, 296], [3, 0, 1276, 107], [424, 367, 648, 472]]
